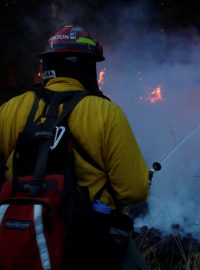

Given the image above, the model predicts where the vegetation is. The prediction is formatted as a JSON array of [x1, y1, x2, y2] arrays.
[[135, 227, 200, 270]]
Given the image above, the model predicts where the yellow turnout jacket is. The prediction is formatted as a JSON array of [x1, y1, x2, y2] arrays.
[[0, 77, 149, 208]]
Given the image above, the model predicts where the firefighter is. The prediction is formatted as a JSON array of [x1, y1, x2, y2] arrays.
[[0, 25, 150, 269]]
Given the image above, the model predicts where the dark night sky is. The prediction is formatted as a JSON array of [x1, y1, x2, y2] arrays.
[[1, 0, 200, 104]]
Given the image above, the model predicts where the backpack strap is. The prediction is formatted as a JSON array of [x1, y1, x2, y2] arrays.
[[31, 91, 90, 197], [12, 95, 41, 194], [23, 94, 41, 132]]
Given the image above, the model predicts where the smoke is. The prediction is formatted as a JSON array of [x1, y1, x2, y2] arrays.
[[2, 0, 200, 238], [99, 3, 200, 239]]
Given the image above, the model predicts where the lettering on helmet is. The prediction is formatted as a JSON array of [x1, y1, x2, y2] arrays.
[[50, 34, 70, 41], [43, 70, 56, 80]]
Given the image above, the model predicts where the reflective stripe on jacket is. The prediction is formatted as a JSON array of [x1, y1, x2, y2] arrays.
[[0, 77, 149, 208]]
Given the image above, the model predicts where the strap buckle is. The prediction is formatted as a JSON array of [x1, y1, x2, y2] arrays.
[[29, 181, 42, 197]]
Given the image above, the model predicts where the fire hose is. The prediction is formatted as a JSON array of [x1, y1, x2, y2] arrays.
[[149, 121, 200, 186]]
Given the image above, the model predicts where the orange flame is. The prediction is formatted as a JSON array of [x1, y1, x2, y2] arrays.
[[33, 64, 42, 84], [98, 67, 106, 90], [147, 85, 163, 103], [140, 85, 165, 103]]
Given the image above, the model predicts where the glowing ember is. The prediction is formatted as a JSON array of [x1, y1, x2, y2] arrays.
[[98, 67, 106, 90], [33, 67, 42, 84], [140, 85, 165, 104]]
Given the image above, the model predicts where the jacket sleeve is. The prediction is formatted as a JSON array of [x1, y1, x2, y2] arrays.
[[0, 92, 35, 161], [103, 103, 149, 206]]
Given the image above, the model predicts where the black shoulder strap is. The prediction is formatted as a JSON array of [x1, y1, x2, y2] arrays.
[[31, 91, 90, 196]]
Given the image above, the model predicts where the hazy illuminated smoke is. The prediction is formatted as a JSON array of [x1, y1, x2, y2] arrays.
[[94, 3, 200, 240]]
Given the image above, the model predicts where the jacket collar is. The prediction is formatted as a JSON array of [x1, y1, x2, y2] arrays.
[[45, 77, 86, 92]]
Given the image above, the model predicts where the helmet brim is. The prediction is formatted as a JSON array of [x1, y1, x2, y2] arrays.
[[38, 51, 105, 62]]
